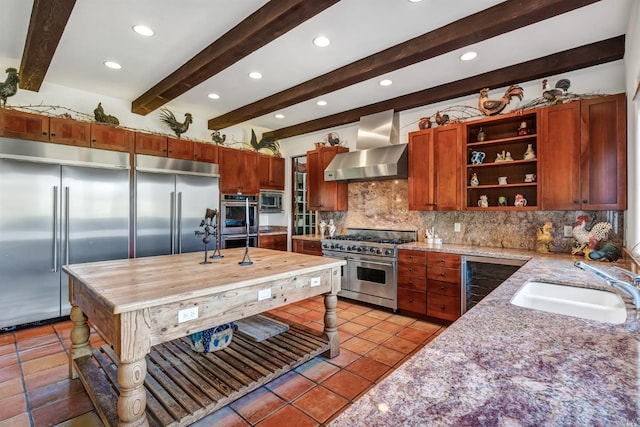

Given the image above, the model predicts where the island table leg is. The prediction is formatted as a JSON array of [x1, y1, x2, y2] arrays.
[[323, 292, 340, 358], [69, 304, 92, 379], [117, 357, 149, 427]]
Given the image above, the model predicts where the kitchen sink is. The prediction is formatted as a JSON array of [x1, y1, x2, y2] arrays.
[[510, 281, 627, 324]]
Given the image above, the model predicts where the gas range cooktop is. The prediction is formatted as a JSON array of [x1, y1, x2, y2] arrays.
[[321, 228, 417, 257]]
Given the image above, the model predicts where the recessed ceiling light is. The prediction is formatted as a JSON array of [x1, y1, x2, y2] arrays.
[[208, 93, 220, 100], [104, 61, 122, 70], [460, 51, 478, 61], [313, 36, 330, 47], [132, 25, 154, 37], [408, 0, 423, 3], [379, 79, 393, 86], [249, 71, 263, 79], [275, 113, 285, 119], [316, 100, 328, 106]]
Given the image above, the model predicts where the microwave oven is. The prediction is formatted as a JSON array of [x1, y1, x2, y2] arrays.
[[260, 190, 284, 212]]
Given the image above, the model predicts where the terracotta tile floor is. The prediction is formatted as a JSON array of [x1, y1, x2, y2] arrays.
[[0, 296, 445, 426]]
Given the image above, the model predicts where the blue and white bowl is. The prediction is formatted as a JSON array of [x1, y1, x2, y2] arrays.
[[188, 322, 237, 353]]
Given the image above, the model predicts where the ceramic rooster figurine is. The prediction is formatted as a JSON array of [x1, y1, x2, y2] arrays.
[[542, 78, 571, 105], [93, 102, 120, 125], [536, 221, 554, 253], [0, 67, 19, 107], [571, 216, 613, 256], [478, 85, 524, 116], [159, 108, 192, 138]]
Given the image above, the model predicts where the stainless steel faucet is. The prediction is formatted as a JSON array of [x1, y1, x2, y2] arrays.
[[574, 261, 640, 308]]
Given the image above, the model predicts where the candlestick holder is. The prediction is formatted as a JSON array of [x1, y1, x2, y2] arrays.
[[239, 233, 253, 266], [195, 208, 221, 264]]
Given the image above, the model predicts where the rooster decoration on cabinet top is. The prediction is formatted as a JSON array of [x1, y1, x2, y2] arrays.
[[159, 108, 192, 138], [0, 67, 19, 108], [478, 85, 524, 116], [542, 79, 571, 105]]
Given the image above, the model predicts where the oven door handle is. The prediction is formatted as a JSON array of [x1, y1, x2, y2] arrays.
[[349, 258, 394, 268]]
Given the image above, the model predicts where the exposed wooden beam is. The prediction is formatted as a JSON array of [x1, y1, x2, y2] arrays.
[[264, 36, 625, 140], [209, 0, 600, 130], [131, 0, 340, 115], [19, 0, 76, 91]]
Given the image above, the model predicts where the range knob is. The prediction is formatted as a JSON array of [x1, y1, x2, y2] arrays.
[[357, 246, 363, 252], [376, 248, 383, 255], [384, 249, 392, 256], [339, 245, 345, 250], [369, 247, 376, 253], [346, 245, 351, 251]]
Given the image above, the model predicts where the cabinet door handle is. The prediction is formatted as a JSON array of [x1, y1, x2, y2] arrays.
[[440, 272, 445, 277], [573, 200, 580, 204], [440, 258, 445, 263], [50, 133, 56, 137], [439, 285, 446, 290], [409, 298, 414, 303], [408, 267, 413, 272], [440, 304, 446, 310], [582, 199, 588, 203]]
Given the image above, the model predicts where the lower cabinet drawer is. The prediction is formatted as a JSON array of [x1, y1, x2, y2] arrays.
[[398, 288, 427, 315], [427, 266, 460, 284], [427, 280, 460, 298], [427, 294, 461, 322], [397, 273, 427, 291]]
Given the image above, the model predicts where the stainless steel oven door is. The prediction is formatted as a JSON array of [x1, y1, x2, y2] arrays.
[[221, 234, 258, 249], [221, 201, 258, 235], [347, 258, 396, 302], [322, 251, 350, 291]]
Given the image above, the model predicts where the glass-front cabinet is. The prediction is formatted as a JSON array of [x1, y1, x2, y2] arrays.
[[292, 156, 315, 235]]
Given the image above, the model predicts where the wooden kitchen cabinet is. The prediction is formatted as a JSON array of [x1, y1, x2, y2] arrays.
[[219, 146, 259, 195], [306, 145, 348, 211], [464, 111, 539, 210], [397, 249, 427, 315], [49, 117, 91, 147], [90, 123, 133, 152], [134, 132, 167, 156], [194, 142, 219, 163], [292, 238, 323, 256], [426, 252, 461, 322], [0, 109, 49, 142], [408, 124, 462, 211], [167, 137, 194, 160], [540, 94, 626, 210], [259, 154, 285, 190], [259, 233, 288, 251]]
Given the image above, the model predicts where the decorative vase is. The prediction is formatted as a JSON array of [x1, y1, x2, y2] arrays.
[[418, 117, 432, 130], [470, 173, 479, 186], [524, 144, 536, 160], [477, 127, 486, 142], [328, 219, 336, 237], [319, 220, 327, 236]]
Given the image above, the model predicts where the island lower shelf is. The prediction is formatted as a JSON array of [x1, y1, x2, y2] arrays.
[[74, 316, 329, 427]]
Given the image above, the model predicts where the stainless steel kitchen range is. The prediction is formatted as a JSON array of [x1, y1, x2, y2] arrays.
[[322, 228, 417, 310]]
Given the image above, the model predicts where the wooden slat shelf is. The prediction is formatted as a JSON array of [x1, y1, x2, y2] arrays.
[[73, 316, 329, 427]]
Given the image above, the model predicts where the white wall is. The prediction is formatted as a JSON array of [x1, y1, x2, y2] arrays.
[[624, 0, 640, 254]]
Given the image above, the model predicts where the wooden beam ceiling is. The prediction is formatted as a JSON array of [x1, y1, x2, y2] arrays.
[[208, 0, 600, 130], [263, 36, 625, 140], [19, 0, 76, 91], [131, 0, 340, 116]]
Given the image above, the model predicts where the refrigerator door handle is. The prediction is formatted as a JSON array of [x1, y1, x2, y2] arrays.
[[65, 186, 70, 265], [170, 191, 176, 254], [177, 191, 183, 253], [52, 186, 58, 272]]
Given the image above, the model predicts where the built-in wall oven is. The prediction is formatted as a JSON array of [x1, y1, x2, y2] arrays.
[[220, 194, 258, 248]]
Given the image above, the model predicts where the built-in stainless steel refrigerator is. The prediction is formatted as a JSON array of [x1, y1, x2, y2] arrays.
[[135, 154, 220, 258], [0, 139, 130, 329]]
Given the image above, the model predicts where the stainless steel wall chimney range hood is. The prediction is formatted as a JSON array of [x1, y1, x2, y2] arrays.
[[324, 110, 407, 182]]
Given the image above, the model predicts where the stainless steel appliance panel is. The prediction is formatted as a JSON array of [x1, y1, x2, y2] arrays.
[[221, 234, 258, 249], [135, 172, 176, 257], [220, 195, 258, 235], [176, 174, 220, 254], [60, 165, 130, 314], [348, 258, 396, 301], [135, 172, 220, 257], [0, 159, 62, 327]]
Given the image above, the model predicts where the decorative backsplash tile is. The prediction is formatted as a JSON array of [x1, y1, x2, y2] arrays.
[[317, 180, 624, 253]]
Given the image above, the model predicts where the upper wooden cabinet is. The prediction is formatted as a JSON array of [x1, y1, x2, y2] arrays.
[[90, 124, 133, 152], [194, 142, 219, 164], [306, 145, 348, 211], [167, 137, 194, 160], [135, 132, 167, 156], [49, 117, 91, 147], [0, 109, 49, 142], [408, 124, 462, 211], [463, 111, 539, 210], [219, 146, 259, 195], [258, 154, 285, 190], [540, 94, 626, 210]]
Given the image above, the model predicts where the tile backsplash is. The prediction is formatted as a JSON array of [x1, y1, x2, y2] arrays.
[[317, 180, 624, 254]]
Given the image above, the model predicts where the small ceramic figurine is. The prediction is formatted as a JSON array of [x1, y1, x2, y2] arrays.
[[328, 219, 336, 237], [477, 127, 486, 142], [478, 195, 489, 208], [498, 176, 508, 185], [471, 151, 485, 164], [319, 219, 327, 236], [505, 151, 513, 161], [470, 173, 479, 186], [524, 173, 536, 182], [523, 143, 536, 160], [498, 196, 507, 206], [514, 194, 527, 207], [517, 121, 529, 136], [536, 221, 554, 253]]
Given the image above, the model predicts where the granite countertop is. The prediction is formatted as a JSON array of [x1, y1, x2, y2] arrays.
[[331, 243, 640, 426], [258, 226, 287, 235], [292, 233, 324, 241]]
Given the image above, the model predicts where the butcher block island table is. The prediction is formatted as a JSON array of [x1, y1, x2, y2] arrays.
[[63, 248, 345, 427]]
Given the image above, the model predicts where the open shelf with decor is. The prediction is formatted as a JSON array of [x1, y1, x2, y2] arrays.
[[464, 111, 540, 210]]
